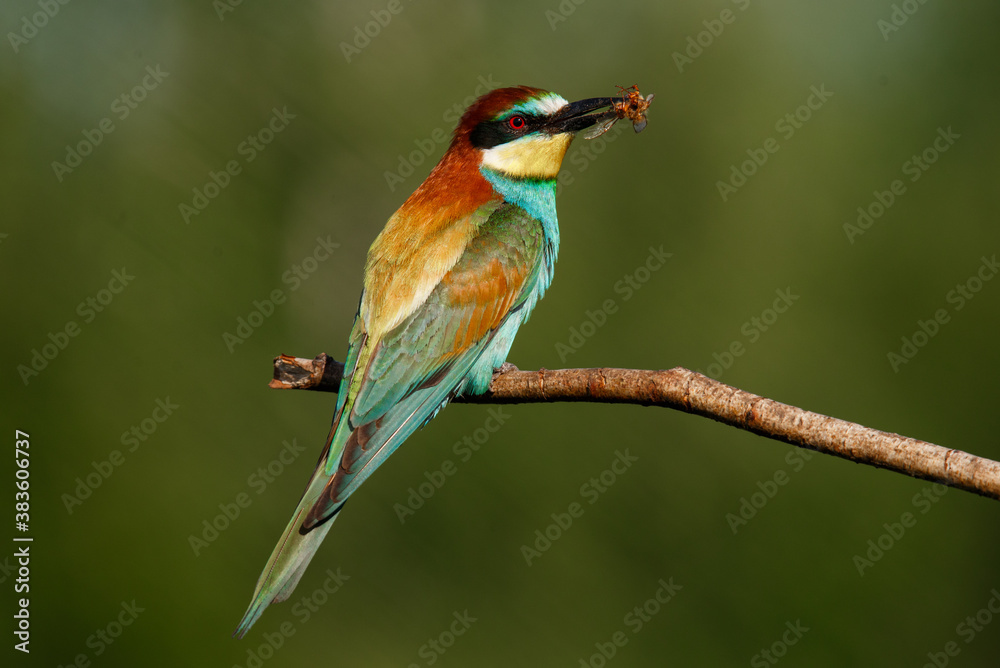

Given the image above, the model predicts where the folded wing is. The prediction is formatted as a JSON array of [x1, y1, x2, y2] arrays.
[[301, 202, 546, 530]]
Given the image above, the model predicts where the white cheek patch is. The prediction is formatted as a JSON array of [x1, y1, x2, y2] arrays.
[[481, 134, 573, 179]]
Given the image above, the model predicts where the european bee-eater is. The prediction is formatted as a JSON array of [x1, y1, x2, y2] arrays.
[[236, 85, 644, 636]]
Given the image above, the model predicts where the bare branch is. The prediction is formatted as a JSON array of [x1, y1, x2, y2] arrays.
[[270, 353, 1000, 502]]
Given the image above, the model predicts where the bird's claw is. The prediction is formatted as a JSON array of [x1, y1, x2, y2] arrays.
[[492, 362, 519, 381]]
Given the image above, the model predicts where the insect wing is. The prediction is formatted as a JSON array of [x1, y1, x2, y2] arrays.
[[583, 115, 619, 140]]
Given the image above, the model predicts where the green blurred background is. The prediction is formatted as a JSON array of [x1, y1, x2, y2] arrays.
[[3, 0, 1000, 665]]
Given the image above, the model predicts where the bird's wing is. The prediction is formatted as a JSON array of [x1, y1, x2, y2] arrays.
[[302, 201, 547, 529], [236, 202, 548, 636]]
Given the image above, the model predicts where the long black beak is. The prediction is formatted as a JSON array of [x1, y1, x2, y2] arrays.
[[545, 97, 618, 134]]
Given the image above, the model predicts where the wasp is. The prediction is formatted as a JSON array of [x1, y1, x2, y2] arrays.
[[584, 85, 655, 139], [614, 85, 654, 133]]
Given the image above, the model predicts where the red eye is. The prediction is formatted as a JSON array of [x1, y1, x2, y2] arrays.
[[508, 115, 526, 130]]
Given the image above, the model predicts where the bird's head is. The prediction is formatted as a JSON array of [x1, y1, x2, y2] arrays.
[[453, 86, 621, 180]]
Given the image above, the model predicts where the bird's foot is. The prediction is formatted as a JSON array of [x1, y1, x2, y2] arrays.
[[492, 362, 519, 381]]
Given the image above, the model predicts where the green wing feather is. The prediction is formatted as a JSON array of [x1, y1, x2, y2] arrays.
[[235, 203, 545, 636]]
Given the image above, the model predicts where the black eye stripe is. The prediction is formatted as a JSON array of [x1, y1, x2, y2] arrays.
[[470, 114, 543, 149]]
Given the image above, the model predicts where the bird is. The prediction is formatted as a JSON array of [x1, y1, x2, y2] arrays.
[[236, 85, 639, 636]]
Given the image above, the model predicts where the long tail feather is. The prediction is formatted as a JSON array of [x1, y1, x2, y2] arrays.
[[235, 331, 375, 638], [233, 465, 342, 638]]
